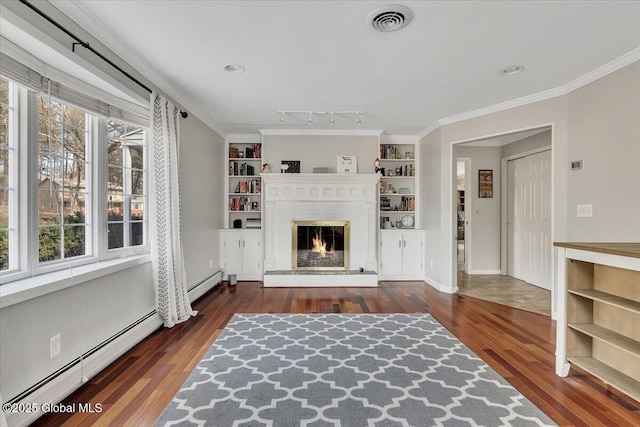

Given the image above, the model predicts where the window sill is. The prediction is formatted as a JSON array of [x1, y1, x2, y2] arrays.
[[0, 255, 152, 309]]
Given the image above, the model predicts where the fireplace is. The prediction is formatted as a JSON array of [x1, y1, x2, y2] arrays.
[[292, 221, 349, 270]]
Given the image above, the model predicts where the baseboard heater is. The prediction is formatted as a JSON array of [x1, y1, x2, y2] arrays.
[[6, 269, 222, 405]]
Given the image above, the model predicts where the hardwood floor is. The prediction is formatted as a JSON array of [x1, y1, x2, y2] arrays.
[[31, 281, 640, 427]]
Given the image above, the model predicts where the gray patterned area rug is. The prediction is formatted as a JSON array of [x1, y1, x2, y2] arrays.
[[155, 314, 556, 427]]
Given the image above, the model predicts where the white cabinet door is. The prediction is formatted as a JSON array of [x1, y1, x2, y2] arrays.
[[221, 231, 243, 279], [379, 230, 424, 279], [401, 231, 423, 278], [380, 231, 404, 277], [241, 230, 262, 278]]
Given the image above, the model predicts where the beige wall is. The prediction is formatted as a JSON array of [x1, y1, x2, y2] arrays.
[[262, 134, 379, 174], [180, 115, 225, 284], [420, 61, 638, 311], [567, 61, 640, 241], [419, 128, 444, 288], [455, 146, 502, 273]]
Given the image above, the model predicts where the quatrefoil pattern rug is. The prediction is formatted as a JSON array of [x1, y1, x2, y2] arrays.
[[156, 313, 556, 427]]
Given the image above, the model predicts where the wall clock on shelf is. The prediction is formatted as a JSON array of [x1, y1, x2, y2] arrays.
[[401, 215, 414, 228]]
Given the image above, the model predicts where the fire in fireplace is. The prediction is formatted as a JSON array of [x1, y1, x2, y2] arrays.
[[292, 221, 350, 270]]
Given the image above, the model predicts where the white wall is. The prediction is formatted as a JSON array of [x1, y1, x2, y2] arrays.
[[0, 115, 224, 422], [419, 128, 445, 289], [455, 146, 502, 273], [567, 61, 640, 241], [262, 134, 378, 174], [180, 115, 225, 284]]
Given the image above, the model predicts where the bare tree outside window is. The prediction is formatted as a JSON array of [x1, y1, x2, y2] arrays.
[[38, 96, 89, 262], [107, 120, 146, 250], [0, 77, 12, 270]]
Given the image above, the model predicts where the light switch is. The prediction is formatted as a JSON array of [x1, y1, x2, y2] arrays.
[[577, 204, 592, 218]]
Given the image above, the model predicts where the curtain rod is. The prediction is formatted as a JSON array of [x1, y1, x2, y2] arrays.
[[18, 0, 152, 93], [18, 0, 189, 118]]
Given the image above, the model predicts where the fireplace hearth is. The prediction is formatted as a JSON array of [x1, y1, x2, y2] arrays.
[[292, 221, 349, 270]]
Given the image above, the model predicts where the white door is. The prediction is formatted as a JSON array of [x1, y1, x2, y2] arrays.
[[380, 231, 403, 276], [401, 232, 423, 278], [507, 150, 551, 289], [241, 231, 262, 278]]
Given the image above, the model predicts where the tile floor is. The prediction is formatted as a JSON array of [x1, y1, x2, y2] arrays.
[[455, 243, 552, 316]]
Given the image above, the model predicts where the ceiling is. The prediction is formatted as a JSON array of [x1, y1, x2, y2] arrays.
[[30, 1, 640, 135]]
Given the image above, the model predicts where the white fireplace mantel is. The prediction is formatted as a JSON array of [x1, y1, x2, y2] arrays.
[[261, 173, 380, 287]]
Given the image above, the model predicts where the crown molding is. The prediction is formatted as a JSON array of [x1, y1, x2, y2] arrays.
[[259, 129, 383, 136], [417, 121, 442, 140], [433, 48, 640, 130], [564, 47, 640, 93], [50, 0, 227, 138], [438, 86, 567, 127], [225, 134, 262, 143]]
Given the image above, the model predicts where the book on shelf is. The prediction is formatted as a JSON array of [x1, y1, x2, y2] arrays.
[[229, 196, 256, 211], [246, 218, 261, 229], [229, 147, 239, 158], [230, 162, 255, 176]]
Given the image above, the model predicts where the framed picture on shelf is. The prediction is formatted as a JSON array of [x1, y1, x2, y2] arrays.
[[337, 156, 357, 174], [478, 169, 493, 198], [281, 160, 300, 173]]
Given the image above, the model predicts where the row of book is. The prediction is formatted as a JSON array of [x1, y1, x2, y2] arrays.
[[229, 145, 261, 159], [229, 197, 260, 212], [230, 162, 256, 176], [234, 179, 261, 194], [380, 145, 413, 160], [380, 196, 415, 211]]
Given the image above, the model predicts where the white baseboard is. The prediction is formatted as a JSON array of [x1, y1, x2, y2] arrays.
[[5, 271, 222, 427], [5, 313, 162, 427], [468, 269, 502, 275], [189, 270, 222, 302], [424, 276, 456, 294]]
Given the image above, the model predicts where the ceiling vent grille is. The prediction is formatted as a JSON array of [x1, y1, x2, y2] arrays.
[[367, 5, 412, 32]]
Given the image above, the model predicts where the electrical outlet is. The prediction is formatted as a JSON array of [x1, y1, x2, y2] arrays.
[[50, 333, 62, 359], [577, 204, 593, 218]]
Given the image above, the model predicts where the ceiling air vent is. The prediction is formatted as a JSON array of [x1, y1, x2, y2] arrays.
[[367, 5, 413, 32]]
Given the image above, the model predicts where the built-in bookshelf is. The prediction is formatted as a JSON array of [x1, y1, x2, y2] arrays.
[[226, 139, 262, 229], [378, 142, 416, 229]]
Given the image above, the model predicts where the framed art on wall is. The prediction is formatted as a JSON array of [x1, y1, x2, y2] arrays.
[[281, 160, 301, 173], [478, 169, 493, 198], [337, 156, 357, 174]]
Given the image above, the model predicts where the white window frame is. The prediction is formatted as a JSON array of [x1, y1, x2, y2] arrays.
[[104, 118, 149, 259], [0, 78, 19, 278], [0, 78, 150, 286]]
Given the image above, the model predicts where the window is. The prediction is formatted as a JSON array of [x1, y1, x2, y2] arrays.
[[0, 69, 149, 285], [38, 96, 91, 262], [0, 77, 15, 272], [107, 120, 147, 250]]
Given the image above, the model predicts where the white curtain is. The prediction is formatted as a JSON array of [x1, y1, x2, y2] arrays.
[[151, 93, 196, 327]]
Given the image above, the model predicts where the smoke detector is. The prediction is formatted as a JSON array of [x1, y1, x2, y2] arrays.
[[367, 5, 413, 32]]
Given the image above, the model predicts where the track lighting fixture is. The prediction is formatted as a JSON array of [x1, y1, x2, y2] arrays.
[[276, 110, 366, 125]]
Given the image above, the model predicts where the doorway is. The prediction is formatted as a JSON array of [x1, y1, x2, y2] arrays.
[[453, 126, 552, 313], [456, 159, 471, 274]]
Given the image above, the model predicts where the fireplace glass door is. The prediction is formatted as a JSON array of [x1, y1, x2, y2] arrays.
[[292, 221, 350, 270]]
